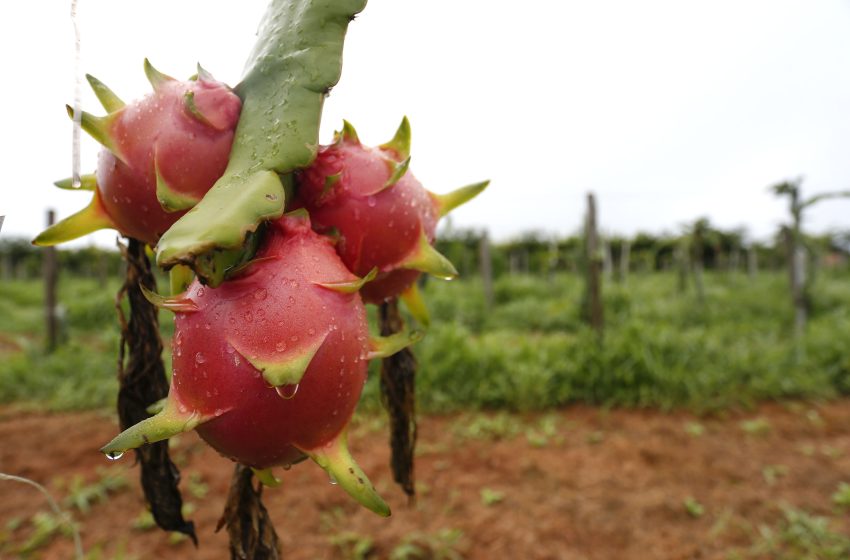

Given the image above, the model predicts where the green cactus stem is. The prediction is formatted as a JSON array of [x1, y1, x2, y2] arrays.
[[399, 231, 458, 280], [156, 0, 367, 285], [380, 116, 411, 160], [367, 330, 424, 360], [85, 74, 125, 112], [100, 397, 216, 457], [237, 333, 328, 388], [432, 180, 490, 218], [300, 429, 390, 517], [315, 268, 377, 294], [32, 193, 115, 246], [169, 265, 195, 295], [400, 282, 430, 328]]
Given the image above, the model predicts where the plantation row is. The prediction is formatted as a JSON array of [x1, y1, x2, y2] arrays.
[[2, 269, 849, 412], [2, 217, 848, 281]]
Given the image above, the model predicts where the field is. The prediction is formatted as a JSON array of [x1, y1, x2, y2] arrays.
[[2, 269, 850, 558]]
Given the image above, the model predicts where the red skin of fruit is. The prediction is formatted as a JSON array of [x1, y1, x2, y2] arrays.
[[97, 76, 241, 244], [169, 214, 370, 468], [297, 140, 440, 303]]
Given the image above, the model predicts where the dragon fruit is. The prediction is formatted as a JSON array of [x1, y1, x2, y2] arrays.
[[101, 212, 419, 516], [34, 60, 241, 246], [296, 118, 488, 306]]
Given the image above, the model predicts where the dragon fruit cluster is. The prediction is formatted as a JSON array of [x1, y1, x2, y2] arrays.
[[38, 64, 487, 516]]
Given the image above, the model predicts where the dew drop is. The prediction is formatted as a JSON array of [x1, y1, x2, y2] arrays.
[[244, 311, 254, 323], [329, 475, 338, 485], [282, 463, 292, 471], [105, 451, 124, 461], [367, 195, 377, 207], [225, 345, 236, 354], [195, 352, 206, 364], [275, 341, 286, 352], [275, 384, 299, 399], [288, 296, 295, 306], [290, 335, 299, 342], [197, 287, 205, 297], [307, 328, 316, 336]]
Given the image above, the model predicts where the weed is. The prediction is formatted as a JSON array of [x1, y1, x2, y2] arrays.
[[479, 488, 505, 506], [831, 482, 850, 510], [389, 528, 465, 560], [740, 418, 771, 436], [762, 465, 789, 486], [683, 497, 705, 518], [330, 531, 375, 560], [684, 421, 706, 436], [746, 507, 850, 559]]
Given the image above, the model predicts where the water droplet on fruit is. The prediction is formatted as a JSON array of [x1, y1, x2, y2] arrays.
[[197, 287, 205, 297], [329, 475, 338, 485], [307, 328, 316, 336], [290, 335, 299, 342], [254, 288, 267, 300], [214, 408, 224, 417], [195, 352, 206, 364], [275, 341, 286, 352], [282, 463, 292, 471], [288, 296, 295, 306], [244, 311, 254, 323], [275, 384, 299, 399], [105, 451, 124, 461], [226, 345, 235, 354], [367, 195, 377, 207]]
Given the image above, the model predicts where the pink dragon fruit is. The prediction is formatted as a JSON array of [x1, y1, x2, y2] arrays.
[[101, 212, 420, 516], [35, 60, 241, 246], [296, 118, 488, 306]]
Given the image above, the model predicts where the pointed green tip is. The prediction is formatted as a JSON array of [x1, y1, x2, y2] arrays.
[[65, 105, 122, 160], [238, 333, 327, 388], [383, 157, 411, 190], [380, 116, 411, 160], [155, 150, 201, 212], [100, 400, 208, 456], [434, 180, 490, 218], [400, 282, 430, 328], [195, 62, 215, 82], [85, 74, 125, 113], [32, 194, 115, 246], [140, 284, 198, 313], [367, 329, 424, 360], [54, 174, 97, 191], [315, 268, 377, 294], [400, 232, 458, 280], [303, 431, 390, 517], [340, 120, 360, 144], [251, 468, 282, 487], [144, 58, 174, 90]]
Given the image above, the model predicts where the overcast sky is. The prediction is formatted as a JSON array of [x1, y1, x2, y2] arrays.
[[2, 0, 850, 247]]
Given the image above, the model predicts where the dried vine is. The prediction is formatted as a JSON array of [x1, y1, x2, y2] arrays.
[[116, 238, 196, 543], [379, 298, 418, 500]]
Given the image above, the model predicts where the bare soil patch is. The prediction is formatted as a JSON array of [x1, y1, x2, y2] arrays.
[[1, 400, 849, 559]]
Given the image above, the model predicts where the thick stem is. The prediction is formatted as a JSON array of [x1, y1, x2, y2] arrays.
[[216, 465, 282, 560], [379, 298, 418, 501], [116, 238, 196, 543]]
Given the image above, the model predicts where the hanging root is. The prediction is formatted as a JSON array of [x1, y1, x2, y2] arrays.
[[378, 298, 418, 501], [116, 238, 196, 544], [216, 465, 282, 560]]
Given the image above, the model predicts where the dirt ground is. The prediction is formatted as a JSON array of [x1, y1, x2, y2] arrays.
[[1, 400, 849, 560]]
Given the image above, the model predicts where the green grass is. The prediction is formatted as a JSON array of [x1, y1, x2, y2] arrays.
[[2, 269, 850, 411]]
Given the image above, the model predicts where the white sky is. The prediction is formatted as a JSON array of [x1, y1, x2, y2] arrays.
[[2, 0, 850, 247]]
